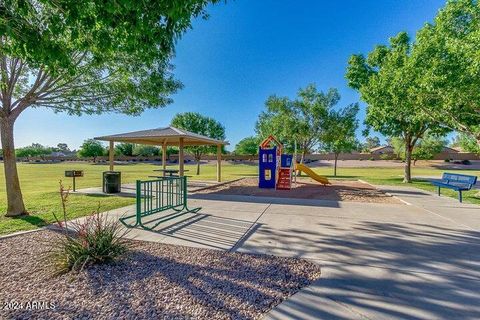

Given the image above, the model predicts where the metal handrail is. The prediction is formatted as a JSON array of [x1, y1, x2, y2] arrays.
[[120, 176, 201, 230]]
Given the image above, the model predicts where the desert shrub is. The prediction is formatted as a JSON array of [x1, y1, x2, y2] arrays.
[[369, 157, 375, 161], [444, 159, 451, 162], [47, 182, 129, 274], [379, 154, 391, 160]]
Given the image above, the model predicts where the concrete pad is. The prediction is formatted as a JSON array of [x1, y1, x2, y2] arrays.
[[378, 185, 480, 230], [238, 211, 480, 278], [190, 193, 342, 208], [92, 188, 480, 319], [94, 199, 265, 251], [267, 264, 480, 320]]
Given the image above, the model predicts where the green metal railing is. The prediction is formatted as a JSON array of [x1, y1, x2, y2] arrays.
[[120, 176, 201, 230]]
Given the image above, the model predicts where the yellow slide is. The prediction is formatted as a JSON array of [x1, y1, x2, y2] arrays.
[[295, 163, 331, 185]]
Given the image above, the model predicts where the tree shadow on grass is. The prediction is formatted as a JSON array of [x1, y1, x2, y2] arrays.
[[9, 214, 49, 228]]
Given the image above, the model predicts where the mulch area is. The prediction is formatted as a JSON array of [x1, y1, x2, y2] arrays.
[[194, 177, 402, 204], [0, 230, 321, 320]]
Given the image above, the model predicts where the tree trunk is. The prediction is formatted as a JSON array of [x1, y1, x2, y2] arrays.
[[403, 141, 413, 183], [0, 117, 27, 216], [196, 153, 201, 175], [300, 149, 306, 164], [334, 153, 338, 177], [297, 147, 307, 177]]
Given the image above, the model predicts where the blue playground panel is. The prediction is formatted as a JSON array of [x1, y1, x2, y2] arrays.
[[259, 146, 276, 188], [281, 154, 293, 168]]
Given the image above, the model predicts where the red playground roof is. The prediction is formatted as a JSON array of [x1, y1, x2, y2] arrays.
[[260, 135, 283, 149]]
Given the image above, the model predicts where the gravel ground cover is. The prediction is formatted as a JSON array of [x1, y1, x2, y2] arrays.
[[195, 177, 402, 204], [0, 230, 321, 320]]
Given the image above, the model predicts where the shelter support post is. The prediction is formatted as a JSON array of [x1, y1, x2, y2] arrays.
[[217, 144, 222, 182], [179, 138, 184, 177], [162, 141, 167, 171], [109, 141, 114, 171]]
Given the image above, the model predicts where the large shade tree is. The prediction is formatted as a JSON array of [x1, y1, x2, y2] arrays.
[[0, 0, 219, 216], [255, 84, 336, 164], [413, 0, 480, 145], [346, 32, 446, 183], [171, 112, 226, 175]]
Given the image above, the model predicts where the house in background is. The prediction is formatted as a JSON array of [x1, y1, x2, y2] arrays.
[[442, 146, 460, 153], [370, 145, 394, 155], [50, 151, 67, 157]]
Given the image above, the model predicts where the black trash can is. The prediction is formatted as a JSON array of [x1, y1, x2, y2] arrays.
[[103, 171, 121, 193]]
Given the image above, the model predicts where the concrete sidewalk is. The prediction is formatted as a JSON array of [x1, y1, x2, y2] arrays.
[[263, 187, 480, 320], [378, 185, 480, 230], [98, 188, 480, 319]]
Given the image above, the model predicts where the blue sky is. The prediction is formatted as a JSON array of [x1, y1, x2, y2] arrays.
[[15, 0, 447, 150]]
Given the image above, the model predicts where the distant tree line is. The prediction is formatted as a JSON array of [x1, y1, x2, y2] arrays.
[[15, 143, 73, 159]]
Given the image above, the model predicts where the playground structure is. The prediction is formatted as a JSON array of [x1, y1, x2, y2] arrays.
[[258, 135, 330, 190]]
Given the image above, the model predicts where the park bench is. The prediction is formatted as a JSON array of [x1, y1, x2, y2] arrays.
[[430, 173, 477, 203]]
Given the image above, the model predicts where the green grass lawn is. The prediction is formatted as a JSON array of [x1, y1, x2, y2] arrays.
[[310, 166, 480, 205], [0, 162, 256, 235], [0, 161, 478, 235]]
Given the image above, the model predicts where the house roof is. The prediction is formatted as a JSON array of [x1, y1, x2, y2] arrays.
[[370, 145, 393, 152], [441, 146, 459, 153], [94, 126, 228, 146]]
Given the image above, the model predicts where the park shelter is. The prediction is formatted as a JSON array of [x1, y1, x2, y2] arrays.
[[94, 126, 228, 182]]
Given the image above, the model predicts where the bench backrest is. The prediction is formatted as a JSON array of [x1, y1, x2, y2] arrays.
[[442, 173, 477, 190]]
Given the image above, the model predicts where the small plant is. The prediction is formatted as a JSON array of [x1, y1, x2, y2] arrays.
[[379, 154, 391, 160], [47, 181, 129, 274]]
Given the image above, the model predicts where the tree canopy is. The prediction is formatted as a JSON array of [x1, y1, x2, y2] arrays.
[[77, 139, 105, 162], [255, 84, 337, 162], [56, 143, 70, 153], [413, 0, 480, 144], [234, 136, 260, 155], [133, 145, 160, 157], [320, 104, 359, 176], [346, 32, 447, 182], [15, 143, 53, 158], [391, 133, 447, 164], [0, 0, 220, 216], [453, 133, 480, 154], [362, 136, 381, 152], [115, 143, 135, 157], [171, 112, 226, 175]]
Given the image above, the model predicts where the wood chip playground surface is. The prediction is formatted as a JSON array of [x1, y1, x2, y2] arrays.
[[194, 177, 403, 204]]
